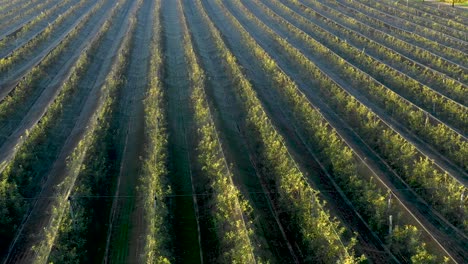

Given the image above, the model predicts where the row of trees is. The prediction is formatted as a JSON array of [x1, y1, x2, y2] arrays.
[[47, 3, 142, 263], [269, 0, 467, 169], [0, 0, 29, 14], [0, 0, 98, 130], [0, 0, 94, 74], [335, 0, 466, 54], [180, 0, 258, 262], [285, 0, 466, 105], [229, 0, 445, 262], [393, 0, 468, 24], [202, 0, 364, 262], [139, 0, 171, 263], [357, 0, 467, 34], [312, 0, 466, 80], [240, 0, 467, 232], [0, 0, 56, 29], [0, 0, 76, 53], [0, 0, 112, 255], [33, 0, 137, 262]]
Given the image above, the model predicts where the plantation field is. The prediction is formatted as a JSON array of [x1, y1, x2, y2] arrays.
[[0, 0, 466, 263]]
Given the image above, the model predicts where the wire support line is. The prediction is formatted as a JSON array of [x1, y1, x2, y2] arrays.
[[2, 186, 466, 200]]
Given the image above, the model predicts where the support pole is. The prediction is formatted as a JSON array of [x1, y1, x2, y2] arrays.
[[389, 215, 393, 235]]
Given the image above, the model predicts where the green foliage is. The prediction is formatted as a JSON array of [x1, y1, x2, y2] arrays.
[[388, 225, 438, 263], [358, 0, 466, 30], [0, 0, 76, 51], [223, 0, 454, 261], [274, 0, 467, 168], [308, 0, 466, 82], [0, 0, 111, 251], [242, 0, 466, 232], [47, 204, 87, 264], [0, 0, 57, 31], [139, 0, 171, 263], [0, 0, 94, 74], [181, 0, 256, 261], [30, 0, 138, 261], [196, 0, 364, 262]]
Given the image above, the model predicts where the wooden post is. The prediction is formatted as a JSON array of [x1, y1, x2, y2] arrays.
[[387, 192, 392, 211], [68, 196, 77, 230], [461, 191, 465, 210], [389, 215, 393, 235]]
